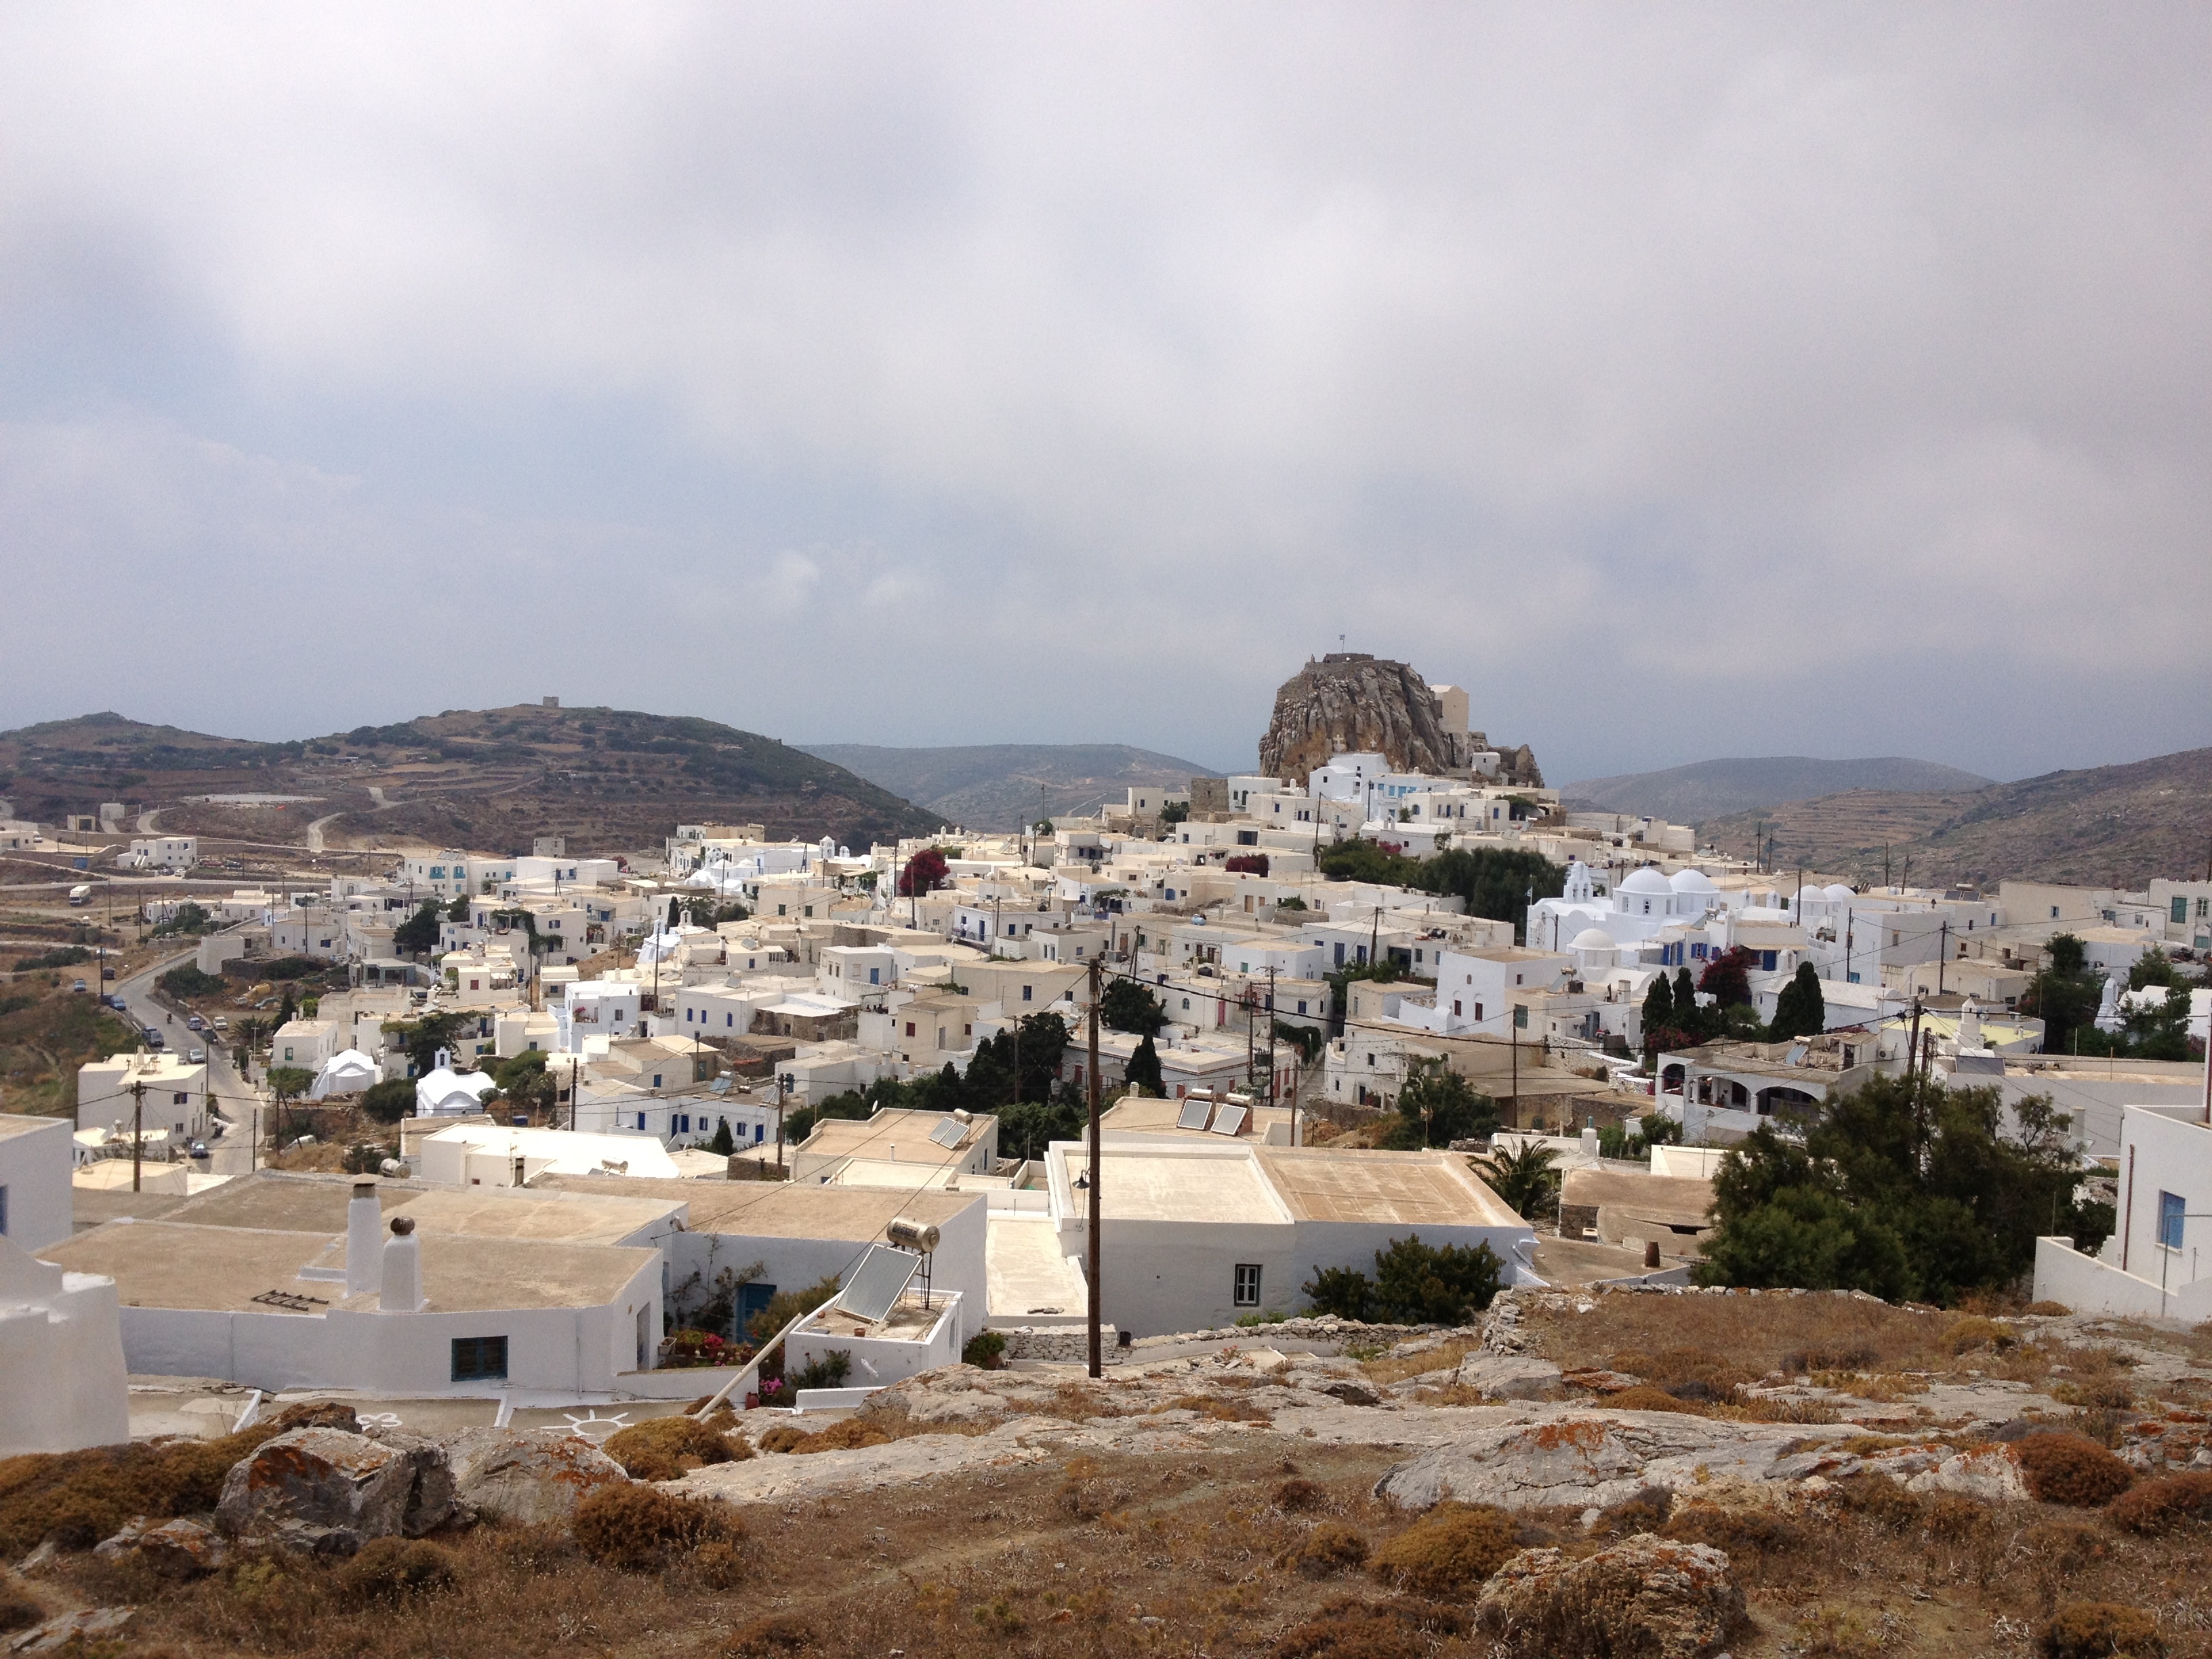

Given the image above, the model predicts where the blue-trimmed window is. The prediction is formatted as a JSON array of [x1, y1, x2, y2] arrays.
[[452, 1336, 508, 1381], [2159, 1191, 2186, 1250]]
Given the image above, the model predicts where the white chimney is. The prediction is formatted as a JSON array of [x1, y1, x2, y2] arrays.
[[345, 1181, 382, 1295], [1957, 997, 1983, 1051], [379, 1216, 423, 1312], [1580, 1124, 1599, 1158]]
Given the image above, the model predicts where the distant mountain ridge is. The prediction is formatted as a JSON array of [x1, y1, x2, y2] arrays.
[[799, 743, 1218, 830], [1561, 756, 1996, 825], [0, 706, 944, 855], [1699, 745, 2212, 889]]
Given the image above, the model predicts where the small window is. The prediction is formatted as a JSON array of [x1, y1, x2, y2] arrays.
[[1233, 1264, 1262, 1307], [2159, 1191, 2186, 1251], [452, 1335, 508, 1381], [0, 1183, 9, 1235], [1022, 986, 1033, 1002]]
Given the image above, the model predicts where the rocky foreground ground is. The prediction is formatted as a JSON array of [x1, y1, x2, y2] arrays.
[[9, 1285, 2212, 1658]]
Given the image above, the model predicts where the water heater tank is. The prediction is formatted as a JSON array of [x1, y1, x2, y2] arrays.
[[885, 1216, 941, 1253]]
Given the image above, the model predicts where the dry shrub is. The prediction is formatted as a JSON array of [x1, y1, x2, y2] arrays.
[[1661, 1502, 1806, 1559], [1944, 1316, 2017, 1355], [1290, 1523, 1370, 1575], [1726, 1396, 1841, 1425], [1359, 1338, 1481, 1386], [2053, 1379, 2137, 1411], [1923, 1493, 1994, 1542], [1274, 1477, 1328, 1512], [2106, 1471, 2212, 1536], [2026, 1301, 2073, 1316], [2017, 1433, 2135, 1507], [1610, 1347, 1754, 1397], [1795, 1605, 1891, 1659], [691, 1540, 745, 1591], [755, 1423, 810, 1454], [1833, 1474, 1924, 1531], [2016, 1523, 2112, 1576], [1590, 1486, 1671, 1538], [571, 1483, 741, 1572], [331, 1538, 456, 1605], [602, 1414, 743, 1481], [1154, 1393, 1272, 1423], [2039, 1602, 2165, 1659], [778, 1419, 894, 1456], [1273, 1594, 1464, 1659], [0, 1580, 41, 1634], [0, 1398, 351, 1555], [1040, 1382, 1128, 1420], [724, 1612, 815, 1655], [1605, 1385, 1711, 1417], [1368, 1502, 1519, 1595], [487, 1523, 579, 1570]]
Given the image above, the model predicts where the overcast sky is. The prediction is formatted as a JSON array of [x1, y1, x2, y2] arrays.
[[2, 5, 2207, 785]]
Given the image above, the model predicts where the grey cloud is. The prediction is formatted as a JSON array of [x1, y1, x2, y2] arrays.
[[0, 4, 2206, 781]]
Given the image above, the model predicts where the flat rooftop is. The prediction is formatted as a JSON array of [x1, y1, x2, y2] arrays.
[[798, 1109, 978, 1164], [388, 1187, 680, 1247], [1256, 1147, 1521, 1227], [1061, 1147, 1284, 1225], [531, 1173, 979, 1242], [1099, 1096, 1293, 1138], [0, 1113, 65, 1143], [1560, 1168, 1715, 1225], [43, 1222, 654, 1314], [156, 1172, 417, 1233], [985, 1214, 1087, 1317]]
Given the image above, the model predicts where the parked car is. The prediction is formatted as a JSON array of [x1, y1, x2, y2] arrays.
[[71, 979, 87, 993], [186, 1015, 206, 1031], [100, 966, 116, 980], [211, 1017, 229, 1032], [186, 1047, 206, 1064], [143, 1028, 165, 1050], [187, 1141, 209, 1159]]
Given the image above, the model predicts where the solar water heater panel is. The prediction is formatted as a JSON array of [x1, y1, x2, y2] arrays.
[[1175, 1097, 1213, 1131], [1210, 1104, 1248, 1136], [835, 1246, 922, 1324], [927, 1116, 968, 1149]]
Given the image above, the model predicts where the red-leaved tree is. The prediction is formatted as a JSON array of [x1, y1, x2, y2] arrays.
[[898, 848, 949, 897], [1698, 946, 1759, 1008], [1224, 853, 1270, 876]]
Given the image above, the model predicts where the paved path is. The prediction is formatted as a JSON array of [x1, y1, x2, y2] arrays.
[[115, 942, 265, 1175], [304, 812, 344, 853]]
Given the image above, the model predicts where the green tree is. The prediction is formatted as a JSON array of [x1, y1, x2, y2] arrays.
[[1126, 1033, 1164, 1097], [1470, 1141, 1561, 1220], [382, 1010, 470, 1076], [361, 1078, 417, 1124], [1102, 977, 1168, 1037], [1769, 962, 1826, 1041], [996, 1095, 1087, 1160], [276, 986, 297, 1029], [1641, 971, 1675, 1036], [266, 1065, 314, 1106], [445, 893, 472, 922], [709, 1118, 735, 1156], [1303, 1236, 1503, 1325], [1698, 1076, 2107, 1305], [1378, 1059, 1498, 1149], [1314, 841, 1565, 943], [393, 900, 443, 956]]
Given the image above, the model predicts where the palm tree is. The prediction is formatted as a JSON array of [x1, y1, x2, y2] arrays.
[[1471, 1141, 1561, 1221]]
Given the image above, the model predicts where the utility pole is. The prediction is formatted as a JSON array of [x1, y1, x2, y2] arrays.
[[1368, 904, 1380, 968], [1265, 966, 1277, 1109], [1905, 995, 1925, 1150], [129, 1076, 146, 1193], [1086, 956, 1102, 1380], [1937, 921, 1949, 994], [775, 1069, 789, 1174]]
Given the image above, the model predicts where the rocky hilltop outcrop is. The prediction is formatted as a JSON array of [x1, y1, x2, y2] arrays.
[[1257, 653, 1544, 789]]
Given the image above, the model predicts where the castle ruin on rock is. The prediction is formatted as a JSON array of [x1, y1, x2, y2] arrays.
[[1256, 653, 1544, 790]]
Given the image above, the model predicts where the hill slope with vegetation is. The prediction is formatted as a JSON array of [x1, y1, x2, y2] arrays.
[[798, 742, 1218, 829], [0, 706, 946, 857], [1701, 745, 2212, 888], [1560, 755, 1994, 823]]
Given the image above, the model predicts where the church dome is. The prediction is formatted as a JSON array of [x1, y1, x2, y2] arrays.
[[1668, 868, 1718, 894], [1570, 927, 1618, 952], [1619, 866, 1673, 896]]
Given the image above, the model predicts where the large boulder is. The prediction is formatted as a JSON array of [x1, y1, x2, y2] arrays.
[[1475, 1535, 1744, 1659], [1375, 1414, 1824, 1511], [216, 1427, 453, 1555], [441, 1428, 626, 1524], [1454, 1354, 1563, 1401], [94, 1517, 228, 1578]]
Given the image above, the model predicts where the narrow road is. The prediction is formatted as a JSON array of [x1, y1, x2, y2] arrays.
[[116, 942, 264, 1176], [136, 808, 161, 833], [304, 812, 344, 853]]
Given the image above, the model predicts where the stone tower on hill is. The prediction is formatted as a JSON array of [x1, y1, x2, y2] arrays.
[[1256, 654, 1544, 790]]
